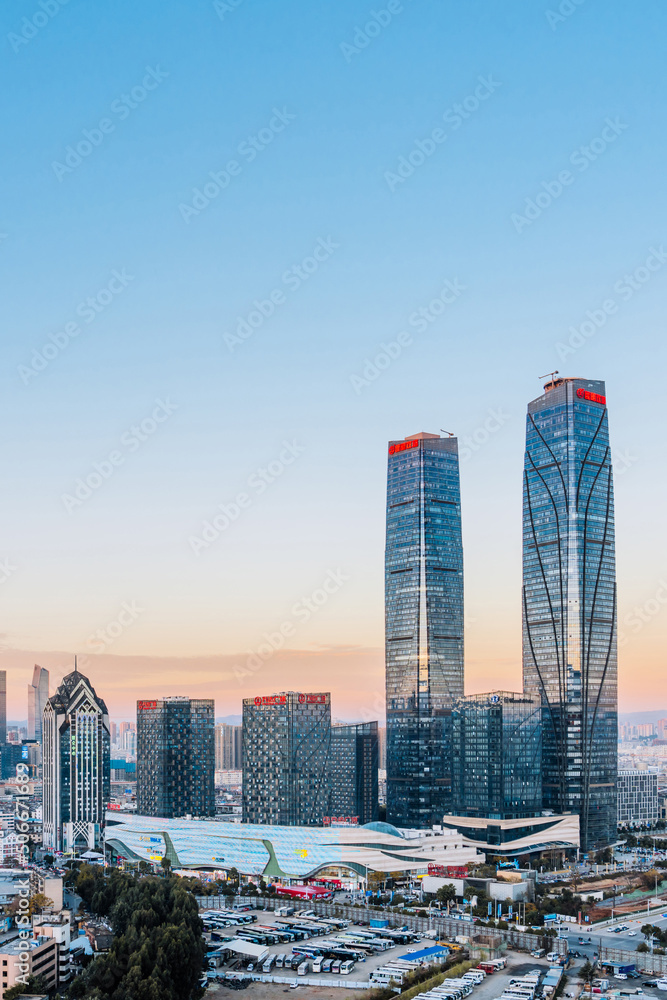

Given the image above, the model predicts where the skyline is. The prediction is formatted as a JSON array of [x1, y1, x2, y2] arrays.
[[3, 0, 667, 720]]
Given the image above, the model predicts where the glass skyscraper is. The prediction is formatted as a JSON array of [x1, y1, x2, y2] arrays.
[[136, 697, 215, 819], [451, 691, 542, 819], [385, 432, 464, 829], [522, 377, 617, 850], [242, 692, 331, 826], [329, 721, 379, 825]]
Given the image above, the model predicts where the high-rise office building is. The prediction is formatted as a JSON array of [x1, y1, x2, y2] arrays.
[[0, 671, 6, 745], [136, 698, 215, 819], [215, 723, 242, 770], [42, 664, 110, 852], [451, 692, 542, 819], [522, 377, 617, 850], [242, 692, 331, 826], [28, 665, 49, 742], [329, 722, 379, 825], [385, 432, 464, 828], [378, 726, 387, 771]]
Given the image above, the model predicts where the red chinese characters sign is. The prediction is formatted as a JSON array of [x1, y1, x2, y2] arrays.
[[254, 695, 287, 706], [389, 439, 419, 455], [298, 694, 327, 704], [137, 700, 157, 710], [576, 387, 606, 405]]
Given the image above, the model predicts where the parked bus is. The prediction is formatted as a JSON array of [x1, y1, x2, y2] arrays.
[[340, 960, 355, 975]]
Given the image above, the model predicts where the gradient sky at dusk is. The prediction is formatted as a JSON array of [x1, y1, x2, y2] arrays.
[[2, 0, 666, 720]]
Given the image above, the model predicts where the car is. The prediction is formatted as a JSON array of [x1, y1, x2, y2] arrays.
[[615, 974, 628, 980], [628, 931, 637, 937]]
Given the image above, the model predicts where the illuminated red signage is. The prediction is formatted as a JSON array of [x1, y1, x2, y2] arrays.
[[323, 816, 359, 826], [576, 388, 606, 405], [137, 700, 157, 711], [298, 694, 327, 704], [389, 439, 418, 455], [253, 695, 287, 706]]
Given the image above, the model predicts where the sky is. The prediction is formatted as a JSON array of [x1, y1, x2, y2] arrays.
[[2, 0, 666, 721]]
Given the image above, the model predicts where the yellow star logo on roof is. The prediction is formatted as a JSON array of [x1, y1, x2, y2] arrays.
[[294, 849, 308, 859]]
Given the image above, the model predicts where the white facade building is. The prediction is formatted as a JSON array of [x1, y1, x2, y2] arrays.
[[617, 769, 659, 828]]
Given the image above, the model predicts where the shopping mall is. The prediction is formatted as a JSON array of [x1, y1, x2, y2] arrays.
[[105, 814, 483, 883]]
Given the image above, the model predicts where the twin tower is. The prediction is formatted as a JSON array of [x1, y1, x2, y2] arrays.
[[384, 376, 618, 852]]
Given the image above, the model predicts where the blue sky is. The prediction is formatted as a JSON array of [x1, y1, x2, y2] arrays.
[[2, 0, 666, 718]]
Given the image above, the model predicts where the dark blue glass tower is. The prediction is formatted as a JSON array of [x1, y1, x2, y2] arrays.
[[522, 377, 617, 850], [385, 433, 464, 828]]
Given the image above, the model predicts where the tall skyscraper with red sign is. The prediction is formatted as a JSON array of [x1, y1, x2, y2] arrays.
[[385, 432, 464, 829], [242, 692, 331, 826], [522, 377, 617, 850]]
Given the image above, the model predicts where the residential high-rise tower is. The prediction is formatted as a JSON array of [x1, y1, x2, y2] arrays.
[[385, 432, 464, 828], [522, 377, 617, 849]]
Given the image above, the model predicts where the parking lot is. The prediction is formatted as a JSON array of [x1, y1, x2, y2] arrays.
[[202, 908, 435, 984]]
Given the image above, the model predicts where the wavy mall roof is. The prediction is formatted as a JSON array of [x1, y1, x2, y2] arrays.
[[105, 813, 483, 879]]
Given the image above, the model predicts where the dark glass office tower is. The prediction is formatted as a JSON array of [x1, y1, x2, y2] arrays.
[[242, 692, 331, 826], [451, 692, 542, 819], [136, 697, 215, 818], [329, 722, 379, 825], [385, 432, 464, 829], [522, 377, 617, 850]]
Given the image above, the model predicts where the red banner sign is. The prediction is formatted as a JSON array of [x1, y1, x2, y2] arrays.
[[389, 439, 419, 455], [576, 388, 606, 405]]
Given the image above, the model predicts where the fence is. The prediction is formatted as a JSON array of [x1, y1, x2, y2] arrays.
[[599, 946, 667, 976], [196, 895, 567, 956]]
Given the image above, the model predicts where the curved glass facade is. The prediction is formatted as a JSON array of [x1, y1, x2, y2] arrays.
[[385, 433, 464, 829], [522, 378, 617, 850]]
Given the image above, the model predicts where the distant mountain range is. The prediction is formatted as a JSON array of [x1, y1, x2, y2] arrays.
[[619, 710, 667, 725]]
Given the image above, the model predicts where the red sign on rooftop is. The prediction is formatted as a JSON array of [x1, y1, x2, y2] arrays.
[[137, 700, 157, 711], [576, 388, 606, 405], [389, 439, 419, 455], [253, 695, 287, 706]]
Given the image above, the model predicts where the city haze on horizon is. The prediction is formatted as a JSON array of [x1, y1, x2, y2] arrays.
[[3, 1, 666, 721]]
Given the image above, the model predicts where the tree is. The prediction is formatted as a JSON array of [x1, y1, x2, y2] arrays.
[[28, 892, 54, 916], [581, 960, 594, 981], [228, 866, 240, 887], [637, 942, 649, 953], [436, 884, 457, 905], [43, 854, 54, 867], [5, 974, 48, 999], [160, 856, 172, 876]]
